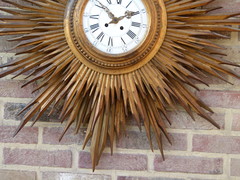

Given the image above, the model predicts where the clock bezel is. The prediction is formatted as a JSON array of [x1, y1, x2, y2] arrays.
[[81, 0, 151, 57], [64, 0, 167, 74]]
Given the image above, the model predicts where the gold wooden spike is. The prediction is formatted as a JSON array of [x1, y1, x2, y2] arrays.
[[0, 0, 240, 170]]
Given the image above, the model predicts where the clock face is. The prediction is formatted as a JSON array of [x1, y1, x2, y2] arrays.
[[82, 0, 150, 55]]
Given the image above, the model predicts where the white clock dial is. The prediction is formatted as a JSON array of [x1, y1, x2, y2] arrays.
[[83, 0, 149, 55]]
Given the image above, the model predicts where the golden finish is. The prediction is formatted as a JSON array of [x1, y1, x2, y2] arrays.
[[65, 0, 167, 74], [0, 0, 240, 171]]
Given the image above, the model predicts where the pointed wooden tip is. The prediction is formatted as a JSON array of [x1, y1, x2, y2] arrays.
[[150, 146, 154, 152], [30, 122, 36, 127], [207, 7, 222, 13], [13, 126, 23, 137], [92, 157, 97, 172], [12, 131, 19, 138], [59, 129, 67, 142], [215, 122, 221, 129], [162, 154, 165, 161]]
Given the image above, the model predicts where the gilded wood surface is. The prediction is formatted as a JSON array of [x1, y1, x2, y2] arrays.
[[0, 0, 240, 170], [65, 0, 167, 74]]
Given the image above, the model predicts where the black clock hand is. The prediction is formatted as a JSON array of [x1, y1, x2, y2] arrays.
[[95, 0, 115, 19], [108, 11, 138, 24], [108, 16, 125, 24], [125, 10, 139, 19]]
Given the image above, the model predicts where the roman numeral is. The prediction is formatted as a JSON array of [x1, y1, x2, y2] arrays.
[[132, 22, 141, 27], [127, 30, 136, 39], [108, 37, 113, 46], [90, 23, 99, 30], [90, 15, 99, 19], [121, 37, 126, 44], [97, 32, 105, 42], [117, 0, 122, 4], [106, 0, 112, 4], [126, 1, 132, 8], [95, 4, 104, 9]]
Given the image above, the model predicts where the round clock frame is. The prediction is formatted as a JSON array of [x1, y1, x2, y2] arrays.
[[65, 0, 167, 74]]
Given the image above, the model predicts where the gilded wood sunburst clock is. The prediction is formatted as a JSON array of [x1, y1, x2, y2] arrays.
[[0, 0, 240, 170], [65, 0, 166, 74]]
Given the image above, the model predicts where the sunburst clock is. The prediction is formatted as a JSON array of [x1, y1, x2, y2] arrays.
[[0, 0, 240, 170]]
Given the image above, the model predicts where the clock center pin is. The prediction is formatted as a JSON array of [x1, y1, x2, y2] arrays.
[[99, 4, 131, 37]]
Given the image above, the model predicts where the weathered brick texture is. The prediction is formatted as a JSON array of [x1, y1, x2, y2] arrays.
[[42, 127, 86, 145], [0, 126, 38, 144], [79, 152, 148, 171], [196, 90, 240, 109], [166, 111, 225, 130], [154, 155, 223, 174], [4, 102, 26, 120], [193, 135, 240, 154], [42, 172, 111, 180], [117, 131, 187, 151], [0, 170, 37, 180], [0, 0, 239, 179], [118, 177, 184, 180], [0, 80, 35, 98], [4, 148, 72, 168], [232, 113, 240, 131], [231, 159, 240, 177], [207, 0, 240, 14]]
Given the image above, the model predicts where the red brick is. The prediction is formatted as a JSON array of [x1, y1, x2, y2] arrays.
[[196, 90, 240, 109], [43, 127, 87, 145], [167, 111, 224, 130], [4, 102, 61, 122], [193, 135, 240, 154], [0, 170, 36, 180], [118, 177, 184, 180], [42, 172, 111, 180], [4, 103, 26, 120], [4, 148, 72, 168], [0, 80, 35, 98], [154, 155, 223, 174], [117, 131, 187, 151], [79, 151, 147, 171], [190, 179, 215, 180], [232, 113, 240, 131], [0, 126, 38, 144], [206, 0, 240, 14], [231, 159, 240, 177]]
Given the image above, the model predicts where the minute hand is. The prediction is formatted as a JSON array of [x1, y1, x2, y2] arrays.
[[96, 0, 115, 19], [108, 11, 138, 24]]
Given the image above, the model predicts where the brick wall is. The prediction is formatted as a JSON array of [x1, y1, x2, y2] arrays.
[[0, 1, 240, 180]]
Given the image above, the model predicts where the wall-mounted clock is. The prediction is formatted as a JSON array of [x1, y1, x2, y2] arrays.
[[65, 0, 166, 74], [0, 0, 240, 170]]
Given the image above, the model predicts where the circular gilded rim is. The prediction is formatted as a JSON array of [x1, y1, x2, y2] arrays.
[[64, 0, 167, 74]]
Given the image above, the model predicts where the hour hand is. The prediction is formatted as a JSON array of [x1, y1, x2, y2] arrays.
[[108, 10, 138, 24], [95, 0, 115, 19], [125, 10, 140, 19], [108, 16, 125, 24]]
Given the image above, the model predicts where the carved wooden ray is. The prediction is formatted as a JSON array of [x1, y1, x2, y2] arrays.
[[0, 0, 240, 170]]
